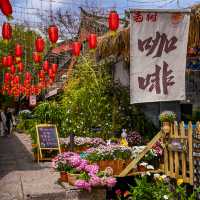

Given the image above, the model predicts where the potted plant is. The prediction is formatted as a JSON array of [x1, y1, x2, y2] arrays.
[[159, 111, 176, 134], [52, 152, 81, 182]]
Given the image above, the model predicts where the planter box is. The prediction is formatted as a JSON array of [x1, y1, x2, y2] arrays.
[[68, 173, 79, 186], [97, 160, 131, 175], [60, 171, 68, 182]]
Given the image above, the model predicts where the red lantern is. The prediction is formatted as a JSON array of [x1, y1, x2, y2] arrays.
[[33, 52, 41, 63], [0, 0, 13, 19], [38, 70, 45, 79], [10, 64, 15, 74], [20, 85, 25, 94], [52, 63, 58, 73], [7, 55, 13, 66], [13, 75, 20, 84], [2, 56, 8, 67], [88, 34, 97, 49], [4, 72, 10, 82], [72, 42, 81, 56], [48, 68, 55, 79], [30, 85, 35, 95], [25, 71, 31, 81], [48, 25, 58, 44], [24, 79, 31, 85], [43, 60, 49, 72], [15, 44, 23, 57], [35, 37, 45, 52], [108, 11, 119, 31], [17, 62, 24, 72], [2, 22, 12, 41]]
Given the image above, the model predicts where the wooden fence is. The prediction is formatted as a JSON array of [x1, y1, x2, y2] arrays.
[[164, 122, 193, 185], [120, 121, 196, 186]]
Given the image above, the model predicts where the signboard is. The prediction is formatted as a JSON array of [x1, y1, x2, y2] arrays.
[[45, 88, 58, 99], [29, 95, 36, 106], [167, 138, 187, 152], [130, 10, 190, 104], [36, 124, 61, 161]]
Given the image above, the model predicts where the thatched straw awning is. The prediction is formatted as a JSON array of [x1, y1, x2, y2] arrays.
[[96, 5, 200, 60]]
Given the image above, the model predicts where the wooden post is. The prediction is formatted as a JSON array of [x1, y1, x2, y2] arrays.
[[188, 122, 193, 185], [180, 122, 186, 182]]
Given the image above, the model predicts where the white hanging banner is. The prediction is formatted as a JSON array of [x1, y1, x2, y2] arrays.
[[130, 11, 190, 104]]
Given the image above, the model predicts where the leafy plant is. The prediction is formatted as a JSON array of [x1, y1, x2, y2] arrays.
[[159, 111, 176, 123]]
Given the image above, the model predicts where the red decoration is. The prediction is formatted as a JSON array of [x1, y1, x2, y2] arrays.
[[17, 62, 24, 72], [43, 60, 49, 72], [48, 25, 58, 44], [88, 34, 97, 49], [72, 42, 81, 56], [52, 63, 58, 73], [15, 44, 23, 57], [4, 72, 10, 82], [24, 79, 31, 85], [48, 68, 55, 79], [25, 71, 32, 81], [13, 75, 20, 84], [33, 52, 41, 63], [2, 56, 8, 67], [7, 55, 13, 66], [35, 37, 45, 52], [38, 70, 45, 79], [108, 11, 119, 31], [2, 22, 12, 41], [0, 0, 13, 19], [10, 64, 15, 74]]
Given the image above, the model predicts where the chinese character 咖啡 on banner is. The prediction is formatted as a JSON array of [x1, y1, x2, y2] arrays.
[[130, 11, 190, 104]]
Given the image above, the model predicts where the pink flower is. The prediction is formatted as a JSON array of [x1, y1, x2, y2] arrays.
[[76, 159, 88, 171], [85, 164, 99, 175], [105, 177, 117, 188], [115, 189, 122, 196], [75, 180, 91, 191], [68, 155, 82, 167], [89, 175, 101, 187]]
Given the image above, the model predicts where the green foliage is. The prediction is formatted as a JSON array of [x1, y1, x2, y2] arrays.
[[159, 111, 176, 123], [128, 175, 200, 200], [61, 56, 113, 139], [20, 55, 157, 141], [61, 55, 157, 139]]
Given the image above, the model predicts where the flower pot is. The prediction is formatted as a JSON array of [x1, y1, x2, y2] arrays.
[[137, 165, 147, 172], [60, 171, 68, 182], [68, 173, 79, 185], [162, 122, 171, 134], [98, 160, 130, 175]]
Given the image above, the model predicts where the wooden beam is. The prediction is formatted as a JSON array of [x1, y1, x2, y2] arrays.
[[119, 131, 163, 177]]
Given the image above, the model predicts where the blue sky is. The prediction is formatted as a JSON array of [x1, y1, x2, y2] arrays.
[[1, 0, 200, 26]]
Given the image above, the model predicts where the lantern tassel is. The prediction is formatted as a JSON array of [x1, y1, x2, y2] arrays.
[[6, 15, 13, 21]]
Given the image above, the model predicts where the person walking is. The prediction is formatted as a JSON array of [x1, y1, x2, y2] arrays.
[[0, 109, 7, 136], [5, 108, 13, 136]]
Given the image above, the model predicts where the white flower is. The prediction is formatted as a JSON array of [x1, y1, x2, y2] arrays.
[[146, 171, 151, 176], [140, 162, 148, 167], [161, 175, 167, 180], [154, 173, 160, 179], [147, 165, 154, 170], [163, 195, 168, 199]]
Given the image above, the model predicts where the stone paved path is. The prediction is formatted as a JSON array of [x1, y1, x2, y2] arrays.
[[0, 133, 66, 200], [0, 133, 106, 200]]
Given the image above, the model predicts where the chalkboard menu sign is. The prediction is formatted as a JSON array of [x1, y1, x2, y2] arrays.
[[36, 124, 61, 161]]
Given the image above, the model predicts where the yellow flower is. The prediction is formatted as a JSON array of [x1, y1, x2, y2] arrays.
[[120, 138, 128, 147], [177, 178, 184, 186]]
